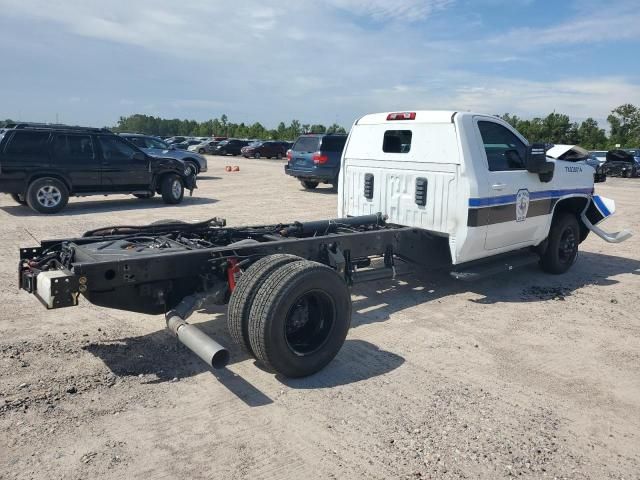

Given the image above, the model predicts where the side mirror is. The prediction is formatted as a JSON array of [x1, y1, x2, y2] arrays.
[[132, 151, 146, 161], [525, 143, 555, 182]]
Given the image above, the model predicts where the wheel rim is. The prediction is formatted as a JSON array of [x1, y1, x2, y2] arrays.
[[185, 163, 196, 176], [36, 185, 62, 208], [171, 180, 181, 198], [558, 227, 577, 264], [284, 290, 335, 356]]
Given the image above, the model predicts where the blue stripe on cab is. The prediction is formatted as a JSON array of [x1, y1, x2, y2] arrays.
[[468, 187, 593, 207]]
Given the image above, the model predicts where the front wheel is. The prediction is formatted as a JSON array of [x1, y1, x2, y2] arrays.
[[539, 213, 580, 274], [184, 161, 198, 177], [26, 177, 69, 214], [254, 152, 261, 159], [160, 174, 184, 204], [247, 260, 352, 378]]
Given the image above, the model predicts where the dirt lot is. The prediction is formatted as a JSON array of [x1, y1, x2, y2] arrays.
[[1, 157, 639, 480]]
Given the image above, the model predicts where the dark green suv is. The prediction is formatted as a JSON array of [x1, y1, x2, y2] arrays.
[[0, 124, 196, 214]]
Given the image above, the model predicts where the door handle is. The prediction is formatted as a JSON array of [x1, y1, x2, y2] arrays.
[[491, 183, 506, 191]]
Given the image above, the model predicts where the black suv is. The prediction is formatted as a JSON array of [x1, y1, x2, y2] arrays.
[[0, 124, 196, 214], [211, 139, 251, 156]]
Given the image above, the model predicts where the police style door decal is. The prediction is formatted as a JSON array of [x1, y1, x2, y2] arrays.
[[515, 189, 530, 222]]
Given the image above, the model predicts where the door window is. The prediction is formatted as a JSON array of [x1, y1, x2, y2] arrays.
[[52, 135, 94, 163], [477, 121, 526, 171], [99, 136, 138, 162], [147, 137, 169, 149], [5, 131, 50, 156], [126, 136, 147, 148]]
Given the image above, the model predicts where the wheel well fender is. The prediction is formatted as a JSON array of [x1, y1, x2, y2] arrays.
[[550, 195, 591, 242], [152, 170, 181, 187], [181, 158, 200, 172], [26, 172, 72, 193]]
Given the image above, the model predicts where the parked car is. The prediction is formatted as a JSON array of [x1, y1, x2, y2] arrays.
[[546, 144, 601, 169], [284, 133, 347, 190], [589, 150, 608, 164], [240, 141, 287, 159], [0, 124, 196, 214], [188, 140, 219, 154], [119, 134, 207, 175], [211, 139, 251, 156], [173, 139, 202, 150], [165, 136, 187, 145], [625, 148, 640, 162], [602, 149, 640, 177]]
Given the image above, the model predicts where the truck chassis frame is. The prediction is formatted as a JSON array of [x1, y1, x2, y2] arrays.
[[19, 214, 456, 377]]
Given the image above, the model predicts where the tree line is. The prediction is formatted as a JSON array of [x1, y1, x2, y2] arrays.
[[2, 104, 639, 148], [499, 104, 640, 149], [111, 114, 347, 140]]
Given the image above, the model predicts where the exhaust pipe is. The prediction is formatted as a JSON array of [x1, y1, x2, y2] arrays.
[[165, 293, 230, 369]]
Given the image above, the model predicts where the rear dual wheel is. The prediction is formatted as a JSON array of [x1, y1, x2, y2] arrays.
[[227, 255, 351, 377]]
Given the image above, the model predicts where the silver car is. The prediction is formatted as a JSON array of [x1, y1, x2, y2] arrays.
[[120, 134, 207, 175]]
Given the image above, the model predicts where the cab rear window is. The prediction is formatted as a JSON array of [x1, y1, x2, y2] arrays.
[[383, 130, 412, 153]]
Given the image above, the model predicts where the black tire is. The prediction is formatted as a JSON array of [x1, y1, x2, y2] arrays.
[[301, 180, 319, 190], [184, 161, 198, 176], [160, 174, 184, 204], [227, 254, 302, 355], [540, 213, 580, 274], [26, 177, 69, 214], [622, 169, 630, 178], [248, 260, 352, 377], [10, 193, 27, 205], [254, 152, 261, 159], [134, 192, 154, 199], [275, 152, 282, 160]]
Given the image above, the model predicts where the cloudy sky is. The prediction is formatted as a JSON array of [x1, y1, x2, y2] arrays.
[[0, 0, 638, 128]]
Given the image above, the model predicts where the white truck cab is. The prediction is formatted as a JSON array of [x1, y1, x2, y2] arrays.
[[338, 111, 630, 270]]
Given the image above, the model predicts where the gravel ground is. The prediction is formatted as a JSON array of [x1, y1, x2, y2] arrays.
[[1, 157, 639, 479]]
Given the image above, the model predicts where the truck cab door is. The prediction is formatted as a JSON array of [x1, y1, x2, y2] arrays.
[[473, 119, 545, 251]]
